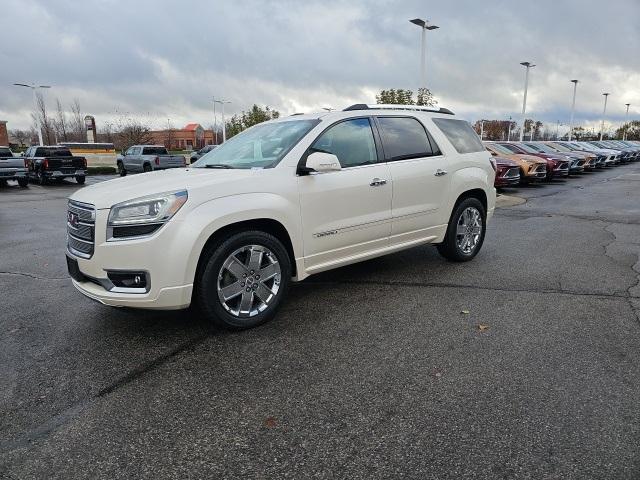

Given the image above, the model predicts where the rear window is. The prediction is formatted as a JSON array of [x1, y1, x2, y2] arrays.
[[0, 147, 13, 156], [432, 118, 484, 154], [142, 147, 168, 155], [35, 148, 73, 157], [377, 117, 440, 161]]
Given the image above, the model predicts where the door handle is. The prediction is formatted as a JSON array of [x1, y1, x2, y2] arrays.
[[434, 169, 448, 177], [370, 178, 387, 187]]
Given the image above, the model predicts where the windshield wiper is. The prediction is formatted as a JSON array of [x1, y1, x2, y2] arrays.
[[204, 164, 235, 169]]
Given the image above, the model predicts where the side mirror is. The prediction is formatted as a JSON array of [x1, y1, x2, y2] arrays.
[[490, 151, 497, 156], [301, 151, 342, 174]]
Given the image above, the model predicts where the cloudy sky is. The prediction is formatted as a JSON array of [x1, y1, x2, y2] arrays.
[[1, 0, 638, 135]]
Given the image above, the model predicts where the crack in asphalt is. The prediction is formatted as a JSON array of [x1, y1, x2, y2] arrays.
[[0, 271, 67, 281], [0, 333, 211, 456]]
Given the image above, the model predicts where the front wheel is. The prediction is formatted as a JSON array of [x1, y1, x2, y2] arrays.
[[195, 231, 291, 330], [36, 170, 47, 186], [117, 161, 127, 177], [437, 197, 486, 262], [76, 175, 86, 184]]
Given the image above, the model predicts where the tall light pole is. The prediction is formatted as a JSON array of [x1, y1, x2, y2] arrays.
[[599, 93, 610, 141], [623, 103, 631, 141], [409, 18, 439, 90], [568, 79, 579, 141], [213, 98, 231, 142], [13, 83, 51, 146], [212, 99, 218, 144], [507, 116, 512, 141], [518, 62, 535, 141], [479, 120, 485, 140]]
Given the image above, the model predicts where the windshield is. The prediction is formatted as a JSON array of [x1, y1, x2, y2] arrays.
[[525, 143, 556, 154], [497, 143, 523, 154], [548, 143, 571, 152], [0, 147, 12, 156], [512, 143, 538, 154], [193, 119, 318, 169], [486, 143, 512, 154]]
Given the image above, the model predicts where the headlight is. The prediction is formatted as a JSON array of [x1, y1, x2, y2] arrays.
[[107, 190, 187, 240]]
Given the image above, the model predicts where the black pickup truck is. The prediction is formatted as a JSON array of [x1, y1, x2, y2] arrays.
[[24, 146, 87, 185]]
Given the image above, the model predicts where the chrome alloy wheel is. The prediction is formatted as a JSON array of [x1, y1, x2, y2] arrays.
[[455, 207, 482, 255], [216, 244, 282, 318]]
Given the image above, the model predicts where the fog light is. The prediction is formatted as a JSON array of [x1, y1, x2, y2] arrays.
[[107, 271, 148, 290]]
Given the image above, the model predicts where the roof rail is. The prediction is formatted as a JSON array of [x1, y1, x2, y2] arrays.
[[343, 104, 454, 115]]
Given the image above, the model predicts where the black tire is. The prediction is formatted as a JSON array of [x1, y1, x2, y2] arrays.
[[117, 161, 127, 177], [437, 197, 486, 262], [143, 163, 152, 173], [76, 175, 86, 184], [37, 169, 47, 186], [17, 177, 29, 188], [195, 231, 291, 330]]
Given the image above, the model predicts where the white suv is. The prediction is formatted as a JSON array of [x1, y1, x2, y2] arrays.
[[66, 104, 496, 329]]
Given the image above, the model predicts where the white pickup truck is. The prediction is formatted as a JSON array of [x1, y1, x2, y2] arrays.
[[0, 146, 28, 187], [67, 104, 495, 330], [116, 145, 186, 176]]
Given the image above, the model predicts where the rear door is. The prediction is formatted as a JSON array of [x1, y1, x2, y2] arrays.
[[126, 147, 142, 172], [298, 117, 392, 273], [377, 116, 452, 245]]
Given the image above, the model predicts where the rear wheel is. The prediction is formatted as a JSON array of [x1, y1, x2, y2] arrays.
[[143, 163, 152, 173], [195, 231, 291, 330], [17, 177, 29, 188], [117, 161, 127, 177], [437, 197, 486, 262], [76, 175, 86, 184]]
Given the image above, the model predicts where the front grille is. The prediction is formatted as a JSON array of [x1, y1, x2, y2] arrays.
[[67, 200, 95, 258]]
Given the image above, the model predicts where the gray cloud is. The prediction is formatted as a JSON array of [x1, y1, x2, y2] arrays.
[[0, 0, 638, 134]]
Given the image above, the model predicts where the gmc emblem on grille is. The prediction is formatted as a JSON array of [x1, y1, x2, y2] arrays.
[[68, 211, 79, 228]]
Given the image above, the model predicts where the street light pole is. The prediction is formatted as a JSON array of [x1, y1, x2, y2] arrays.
[[599, 93, 610, 141], [212, 99, 217, 144], [518, 62, 535, 142], [568, 79, 578, 141], [507, 116, 512, 141], [480, 120, 484, 140], [214, 99, 231, 142], [409, 18, 439, 90], [623, 103, 631, 141], [13, 83, 51, 146]]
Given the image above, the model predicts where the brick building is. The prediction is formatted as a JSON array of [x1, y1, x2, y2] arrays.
[[149, 123, 216, 150], [0, 121, 8, 146]]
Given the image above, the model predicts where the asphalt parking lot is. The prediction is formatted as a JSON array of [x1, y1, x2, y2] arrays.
[[1, 166, 640, 479]]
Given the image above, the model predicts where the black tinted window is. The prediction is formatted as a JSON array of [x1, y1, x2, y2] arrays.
[[432, 118, 484, 154], [311, 118, 377, 168], [377, 117, 437, 161], [142, 147, 168, 155], [35, 147, 72, 157]]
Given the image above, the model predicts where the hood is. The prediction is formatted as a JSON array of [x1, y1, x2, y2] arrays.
[[69, 167, 256, 209], [514, 153, 546, 164], [494, 156, 519, 167]]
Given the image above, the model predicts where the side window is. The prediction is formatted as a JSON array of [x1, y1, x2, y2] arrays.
[[377, 117, 440, 161], [432, 118, 485, 154], [133, 147, 141, 155], [310, 118, 378, 168], [125, 147, 133, 156]]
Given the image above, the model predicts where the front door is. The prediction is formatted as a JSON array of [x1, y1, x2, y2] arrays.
[[298, 118, 392, 273]]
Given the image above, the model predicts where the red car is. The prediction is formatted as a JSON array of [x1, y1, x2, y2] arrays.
[[492, 156, 520, 187], [496, 142, 569, 181]]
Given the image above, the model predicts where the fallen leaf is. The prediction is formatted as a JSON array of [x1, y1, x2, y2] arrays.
[[264, 417, 277, 428], [477, 324, 490, 332]]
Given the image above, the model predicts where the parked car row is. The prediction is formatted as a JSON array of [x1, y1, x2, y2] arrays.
[[0, 145, 88, 187], [485, 140, 640, 188]]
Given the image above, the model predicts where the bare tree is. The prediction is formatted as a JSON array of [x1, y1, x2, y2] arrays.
[[70, 99, 85, 142], [113, 117, 154, 151], [164, 119, 177, 150], [33, 92, 55, 145], [54, 98, 69, 142], [9, 129, 30, 147]]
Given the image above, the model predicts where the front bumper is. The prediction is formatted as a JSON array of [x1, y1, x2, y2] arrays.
[[66, 207, 195, 310]]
